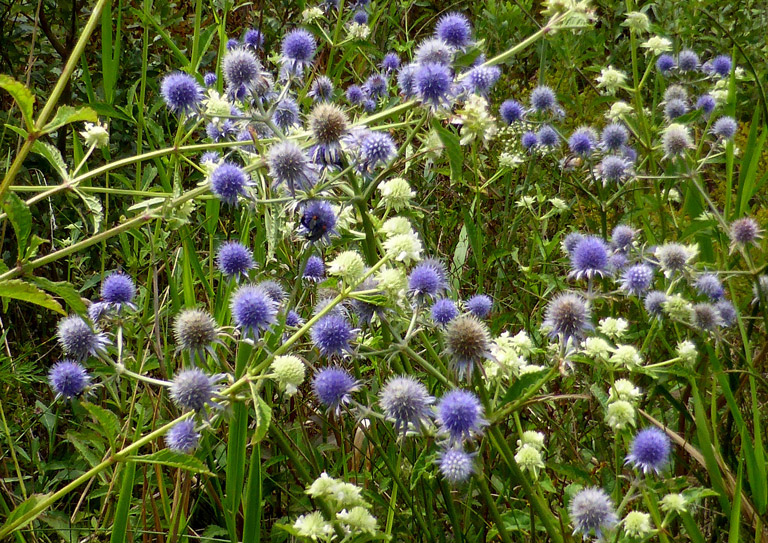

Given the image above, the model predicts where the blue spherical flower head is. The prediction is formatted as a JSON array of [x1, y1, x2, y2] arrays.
[[693, 303, 723, 331], [730, 217, 762, 248], [409, 259, 447, 301], [57, 315, 109, 361], [414, 62, 453, 109], [656, 54, 675, 74], [562, 232, 584, 256], [712, 116, 737, 140], [101, 272, 136, 311], [312, 367, 360, 412], [431, 298, 458, 325], [715, 299, 737, 326], [466, 65, 500, 96], [500, 99, 524, 124], [521, 131, 537, 150], [601, 123, 629, 151], [380, 375, 434, 435], [170, 368, 225, 413], [536, 125, 559, 148], [435, 12, 471, 48], [664, 98, 688, 120], [611, 225, 636, 253], [543, 293, 592, 343], [281, 29, 317, 75], [309, 75, 334, 102], [626, 427, 671, 474], [165, 419, 200, 454], [696, 94, 716, 115], [217, 241, 255, 280], [360, 131, 396, 172], [381, 52, 400, 72], [272, 97, 301, 130], [300, 200, 337, 243], [267, 140, 316, 196], [203, 72, 217, 86], [285, 309, 304, 327], [644, 290, 667, 318], [161, 72, 203, 113], [414, 37, 454, 66], [397, 64, 418, 97], [609, 252, 629, 272], [568, 127, 598, 156], [439, 448, 475, 484], [620, 264, 654, 296], [353, 9, 368, 24], [256, 280, 287, 305], [694, 273, 724, 300], [530, 86, 557, 113], [231, 285, 278, 339], [437, 389, 486, 444], [303, 255, 326, 282], [211, 162, 250, 205], [226, 38, 239, 50], [711, 55, 732, 77], [466, 294, 492, 319], [363, 73, 388, 100], [569, 236, 610, 280], [445, 315, 491, 379], [49, 360, 90, 399], [569, 487, 618, 539], [311, 314, 357, 357], [677, 49, 699, 72], [222, 48, 261, 89], [346, 84, 365, 105], [244, 28, 264, 49], [600, 155, 631, 184]]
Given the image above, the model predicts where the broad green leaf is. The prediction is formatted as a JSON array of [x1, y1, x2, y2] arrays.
[[0, 279, 65, 315], [2, 192, 31, 261], [431, 119, 463, 184], [110, 461, 136, 543], [131, 449, 213, 476], [253, 394, 272, 444], [72, 189, 103, 232], [30, 277, 87, 314], [42, 105, 98, 134], [0, 492, 52, 535], [0, 75, 35, 131], [30, 141, 69, 180], [81, 402, 120, 448]]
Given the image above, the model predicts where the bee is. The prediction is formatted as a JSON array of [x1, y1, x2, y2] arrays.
[[301, 212, 328, 242], [559, 154, 583, 171]]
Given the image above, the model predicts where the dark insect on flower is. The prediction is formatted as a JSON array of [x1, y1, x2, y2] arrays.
[[445, 315, 492, 379], [165, 419, 200, 454], [466, 294, 492, 319], [380, 375, 434, 435], [300, 200, 338, 243], [57, 315, 109, 361], [161, 72, 203, 113], [170, 368, 225, 413], [436, 389, 486, 444], [303, 255, 326, 282], [500, 99, 524, 124], [431, 298, 458, 325], [439, 447, 475, 483], [49, 360, 91, 399], [626, 427, 671, 474], [101, 271, 137, 311], [312, 367, 360, 412], [569, 487, 618, 539], [435, 12, 472, 48]]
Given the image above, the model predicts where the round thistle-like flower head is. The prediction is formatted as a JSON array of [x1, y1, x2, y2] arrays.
[[696, 94, 716, 114], [267, 140, 316, 195], [563, 232, 585, 256], [101, 272, 136, 310], [170, 369, 223, 412], [304, 255, 325, 282], [226, 38, 239, 50], [692, 303, 722, 331], [210, 162, 249, 205], [431, 298, 458, 325], [285, 310, 304, 327], [439, 448, 475, 483], [203, 72, 217, 86], [309, 75, 334, 102], [231, 285, 278, 339], [309, 103, 348, 145], [414, 37, 454, 66], [281, 29, 316, 70], [49, 360, 90, 398], [570, 236, 610, 280], [327, 251, 366, 283], [620, 264, 654, 296], [165, 420, 200, 453], [694, 273, 724, 300], [729, 217, 762, 248], [256, 280, 286, 305], [378, 177, 415, 211], [655, 242, 695, 275], [300, 200, 337, 243], [380, 375, 434, 434], [530, 86, 557, 113], [161, 72, 203, 113], [414, 62, 453, 108], [445, 315, 491, 378], [244, 28, 264, 49], [569, 487, 619, 539], [311, 314, 357, 357], [664, 98, 688, 120], [611, 225, 636, 252], [623, 511, 652, 538], [715, 300, 737, 327], [381, 52, 400, 72], [536, 125, 559, 147], [712, 116, 737, 140], [543, 293, 592, 343], [521, 131, 537, 150], [466, 294, 492, 319], [656, 54, 675, 74], [271, 355, 306, 395], [363, 73, 388, 99], [711, 55, 732, 77], [435, 12, 471, 48], [222, 48, 261, 88], [272, 97, 301, 130], [352, 9, 368, 24], [601, 123, 629, 151], [360, 132, 396, 172], [217, 241, 255, 279], [569, 127, 598, 155], [662, 123, 693, 157], [397, 64, 418, 97], [677, 49, 699, 71], [644, 290, 667, 318], [600, 155, 631, 184], [627, 427, 671, 474], [57, 315, 108, 361], [173, 309, 219, 360], [408, 259, 447, 301], [436, 389, 486, 443], [312, 367, 359, 411], [346, 84, 365, 105], [466, 65, 501, 96], [500, 99, 524, 124]]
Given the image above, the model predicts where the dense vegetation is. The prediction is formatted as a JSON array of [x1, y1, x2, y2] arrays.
[[1, 0, 767, 542]]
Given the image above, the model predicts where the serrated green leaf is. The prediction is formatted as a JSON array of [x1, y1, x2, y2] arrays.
[[72, 188, 103, 232], [254, 394, 272, 444], [30, 277, 87, 314], [131, 449, 214, 476], [30, 141, 69, 180], [42, 105, 98, 134], [0, 75, 36, 131], [3, 192, 31, 261], [0, 279, 65, 315], [81, 402, 120, 448]]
